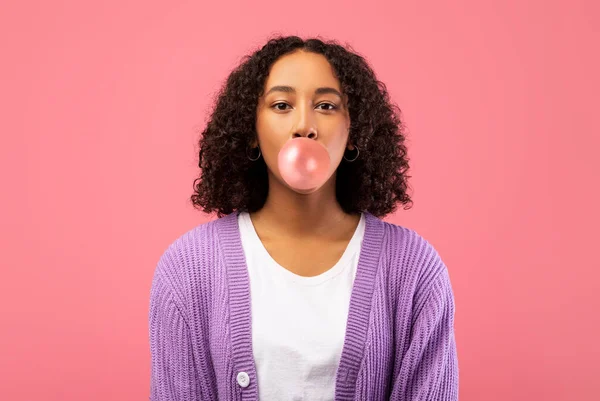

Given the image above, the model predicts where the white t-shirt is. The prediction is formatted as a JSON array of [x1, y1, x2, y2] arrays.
[[237, 211, 366, 401]]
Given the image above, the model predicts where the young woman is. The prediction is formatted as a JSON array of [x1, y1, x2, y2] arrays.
[[149, 35, 458, 401]]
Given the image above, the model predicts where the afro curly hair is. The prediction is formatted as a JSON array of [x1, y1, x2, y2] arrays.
[[191, 35, 413, 219]]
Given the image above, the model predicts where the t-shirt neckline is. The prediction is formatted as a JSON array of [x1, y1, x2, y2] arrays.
[[238, 211, 365, 286]]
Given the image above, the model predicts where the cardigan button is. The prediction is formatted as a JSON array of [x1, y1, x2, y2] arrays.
[[237, 371, 250, 388]]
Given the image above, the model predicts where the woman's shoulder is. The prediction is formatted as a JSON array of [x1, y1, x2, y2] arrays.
[[375, 217, 450, 296], [158, 216, 219, 259], [151, 214, 232, 297], [377, 217, 443, 259]]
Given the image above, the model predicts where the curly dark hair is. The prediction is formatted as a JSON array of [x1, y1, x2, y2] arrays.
[[191, 35, 413, 219]]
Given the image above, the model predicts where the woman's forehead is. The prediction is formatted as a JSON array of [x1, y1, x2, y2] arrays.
[[264, 51, 341, 93]]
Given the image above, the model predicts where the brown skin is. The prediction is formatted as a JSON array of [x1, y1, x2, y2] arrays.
[[249, 50, 361, 277]]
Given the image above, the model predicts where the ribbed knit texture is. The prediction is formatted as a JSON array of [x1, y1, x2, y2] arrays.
[[149, 211, 459, 400]]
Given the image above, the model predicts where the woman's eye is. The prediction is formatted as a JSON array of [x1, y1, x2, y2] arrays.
[[273, 102, 290, 111], [317, 103, 337, 111]]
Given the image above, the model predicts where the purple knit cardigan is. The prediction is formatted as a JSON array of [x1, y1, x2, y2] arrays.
[[149, 211, 459, 400]]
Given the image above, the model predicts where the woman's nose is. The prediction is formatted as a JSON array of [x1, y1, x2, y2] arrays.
[[292, 106, 318, 139], [292, 129, 318, 139]]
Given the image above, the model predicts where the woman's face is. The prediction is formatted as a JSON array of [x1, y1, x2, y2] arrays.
[[255, 50, 352, 193]]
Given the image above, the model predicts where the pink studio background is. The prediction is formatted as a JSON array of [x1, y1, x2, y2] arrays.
[[1, 0, 598, 400]]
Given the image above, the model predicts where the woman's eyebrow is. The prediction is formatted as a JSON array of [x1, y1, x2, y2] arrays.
[[264, 85, 342, 98]]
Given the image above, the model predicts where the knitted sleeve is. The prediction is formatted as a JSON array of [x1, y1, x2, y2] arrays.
[[389, 267, 459, 400], [148, 268, 200, 401]]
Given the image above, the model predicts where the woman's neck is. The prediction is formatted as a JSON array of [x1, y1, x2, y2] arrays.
[[249, 174, 358, 241]]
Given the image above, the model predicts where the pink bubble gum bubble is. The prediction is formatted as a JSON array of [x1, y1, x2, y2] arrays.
[[278, 137, 331, 191]]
